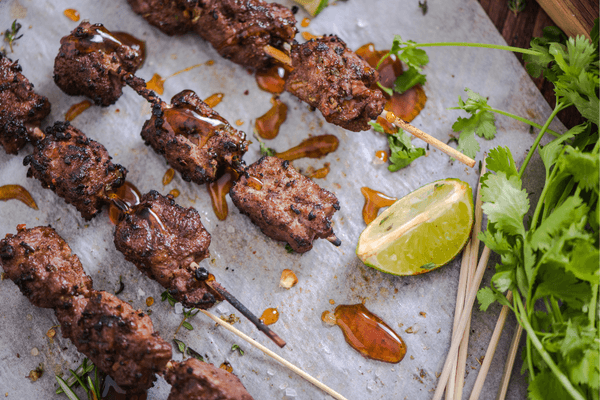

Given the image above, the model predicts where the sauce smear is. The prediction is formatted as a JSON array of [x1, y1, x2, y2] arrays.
[[65, 100, 92, 121], [206, 168, 239, 220], [162, 168, 175, 185], [203, 93, 224, 108], [306, 163, 330, 179], [219, 362, 233, 373], [361, 187, 397, 225], [301, 32, 321, 41], [0, 185, 38, 210], [169, 188, 180, 198], [375, 150, 388, 163], [113, 32, 146, 66], [260, 308, 280, 325], [322, 303, 406, 363], [146, 63, 205, 95], [255, 65, 289, 94], [275, 134, 339, 161], [108, 181, 141, 224], [301, 17, 311, 27], [255, 97, 287, 139], [63, 9, 80, 22]]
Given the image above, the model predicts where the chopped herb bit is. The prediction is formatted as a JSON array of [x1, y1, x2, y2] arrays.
[[420, 262, 436, 270], [231, 344, 245, 355], [378, 35, 429, 94], [418, 0, 428, 15], [186, 346, 205, 362], [284, 244, 294, 254], [56, 358, 104, 400], [27, 363, 44, 382], [173, 338, 187, 354], [161, 289, 176, 307], [254, 132, 276, 156], [4, 20, 23, 53], [507, 0, 526, 16]]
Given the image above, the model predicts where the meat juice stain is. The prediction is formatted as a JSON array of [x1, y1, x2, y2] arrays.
[[300, 17, 311, 27], [169, 188, 180, 198], [301, 32, 321, 41], [375, 150, 388, 163], [219, 362, 233, 373], [322, 303, 407, 363], [361, 187, 397, 225], [203, 93, 224, 108], [260, 308, 280, 325], [275, 134, 339, 161], [146, 63, 205, 95], [255, 65, 289, 94], [0, 184, 38, 210], [206, 168, 239, 221], [162, 168, 175, 185], [306, 162, 330, 179], [255, 97, 287, 139], [247, 176, 263, 190], [67, 25, 145, 65], [65, 100, 92, 121], [356, 43, 427, 126], [63, 9, 80, 22], [162, 105, 223, 148], [108, 181, 141, 224]]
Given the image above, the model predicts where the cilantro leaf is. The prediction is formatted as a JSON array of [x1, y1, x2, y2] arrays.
[[259, 141, 275, 157], [476, 287, 497, 311], [394, 66, 426, 93], [486, 146, 518, 177], [387, 128, 426, 171], [557, 146, 600, 193], [528, 370, 571, 400], [529, 195, 587, 251], [380, 35, 429, 93], [450, 88, 497, 158], [480, 171, 529, 237]]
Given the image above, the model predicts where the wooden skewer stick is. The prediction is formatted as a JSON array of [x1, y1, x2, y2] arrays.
[[200, 309, 350, 400], [190, 262, 286, 348], [496, 323, 523, 400], [262, 45, 476, 168], [468, 291, 514, 400]]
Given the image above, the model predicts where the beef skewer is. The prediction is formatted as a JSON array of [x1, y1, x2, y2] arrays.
[[0, 225, 255, 399]]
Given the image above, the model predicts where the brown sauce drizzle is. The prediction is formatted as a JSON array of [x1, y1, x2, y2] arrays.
[[219, 362, 233, 373], [108, 181, 141, 225], [306, 163, 330, 179], [356, 43, 427, 126], [275, 134, 339, 161], [137, 206, 166, 233], [63, 9, 80, 22], [260, 308, 280, 325], [0, 185, 38, 210], [65, 100, 92, 122], [301, 18, 311, 27], [255, 65, 289, 94], [162, 168, 175, 185], [322, 303, 406, 363], [203, 93, 224, 108], [162, 106, 223, 148], [375, 150, 388, 163], [206, 168, 239, 221], [361, 187, 397, 225], [255, 97, 287, 139], [146, 63, 205, 95], [112, 32, 146, 66], [169, 188, 180, 198], [301, 32, 321, 41], [247, 176, 263, 190]]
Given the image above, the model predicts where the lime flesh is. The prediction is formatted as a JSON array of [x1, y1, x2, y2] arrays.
[[356, 179, 473, 276], [294, 0, 329, 16]]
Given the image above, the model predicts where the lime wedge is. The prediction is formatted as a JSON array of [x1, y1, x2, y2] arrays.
[[294, 0, 329, 16], [356, 179, 473, 276]]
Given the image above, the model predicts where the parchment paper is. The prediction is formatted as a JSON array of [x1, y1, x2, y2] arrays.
[[0, 0, 564, 399]]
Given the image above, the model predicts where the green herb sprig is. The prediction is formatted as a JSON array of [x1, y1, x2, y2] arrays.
[[4, 20, 23, 53], [173, 338, 205, 362], [55, 358, 104, 400], [370, 121, 426, 171]]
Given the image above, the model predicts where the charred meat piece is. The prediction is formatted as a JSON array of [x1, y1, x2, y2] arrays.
[[113, 190, 222, 309], [285, 36, 385, 132], [53, 21, 144, 106], [0, 53, 51, 154], [166, 358, 254, 400], [230, 156, 341, 253], [194, 0, 297, 70], [141, 89, 248, 184], [0, 225, 92, 309], [127, 0, 202, 36], [24, 121, 127, 221], [56, 291, 172, 393]]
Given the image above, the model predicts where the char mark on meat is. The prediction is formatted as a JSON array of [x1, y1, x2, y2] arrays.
[[24, 121, 127, 220], [127, 0, 202, 36], [113, 190, 222, 309], [166, 358, 254, 400], [53, 21, 144, 106], [0, 225, 92, 309], [56, 291, 172, 393], [0, 53, 51, 154], [140, 89, 248, 184], [230, 156, 340, 253], [285, 35, 385, 132]]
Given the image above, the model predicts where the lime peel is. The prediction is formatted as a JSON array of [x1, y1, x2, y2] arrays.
[[294, 0, 329, 16]]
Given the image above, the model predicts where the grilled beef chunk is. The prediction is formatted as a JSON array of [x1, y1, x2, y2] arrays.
[[141, 90, 248, 184], [56, 291, 172, 393], [24, 121, 127, 220], [53, 22, 144, 106], [113, 190, 222, 309], [0, 225, 92, 309], [166, 358, 254, 400], [194, 0, 297, 70], [230, 156, 340, 253], [0, 53, 51, 154], [127, 0, 202, 36], [285, 36, 385, 132]]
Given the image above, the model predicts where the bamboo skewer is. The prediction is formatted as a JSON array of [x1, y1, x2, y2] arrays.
[[496, 323, 523, 400], [263, 45, 476, 168], [199, 310, 349, 400], [469, 291, 514, 400]]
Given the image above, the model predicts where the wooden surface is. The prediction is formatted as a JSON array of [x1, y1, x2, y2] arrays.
[[479, 0, 596, 128], [537, 0, 598, 39]]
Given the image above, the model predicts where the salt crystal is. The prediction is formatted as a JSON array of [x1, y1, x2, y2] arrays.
[[366, 380, 376, 391], [30, 347, 39, 356], [285, 388, 297, 397], [137, 288, 146, 298], [279, 383, 288, 390], [174, 302, 184, 314], [356, 18, 368, 28], [267, 369, 275, 376]]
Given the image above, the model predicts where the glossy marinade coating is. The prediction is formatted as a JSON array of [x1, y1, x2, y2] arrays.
[[0, 53, 51, 154], [127, 0, 202, 36], [53, 21, 144, 106], [56, 291, 172, 393], [141, 90, 248, 184], [285, 36, 385, 132], [24, 121, 127, 220], [166, 358, 254, 400], [0, 225, 92, 309], [230, 156, 340, 253], [113, 190, 222, 309]]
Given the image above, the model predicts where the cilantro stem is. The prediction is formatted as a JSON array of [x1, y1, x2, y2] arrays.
[[488, 108, 561, 138], [530, 146, 566, 229], [590, 284, 598, 326], [515, 292, 587, 400], [410, 42, 539, 55], [518, 103, 563, 179]]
